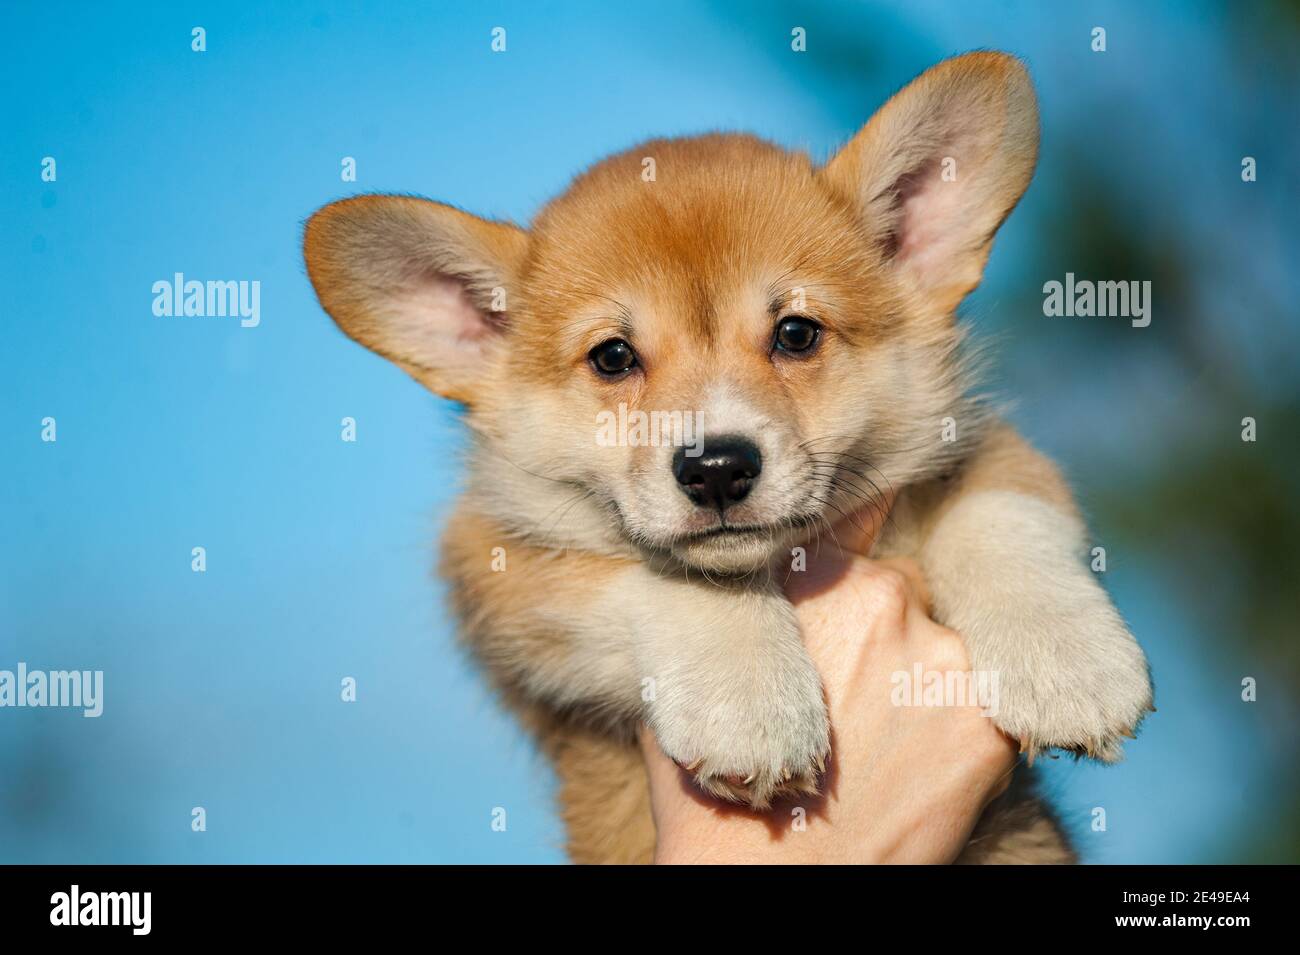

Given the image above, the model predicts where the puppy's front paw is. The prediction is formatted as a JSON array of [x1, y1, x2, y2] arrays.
[[979, 593, 1153, 763], [648, 641, 829, 809], [925, 490, 1154, 764]]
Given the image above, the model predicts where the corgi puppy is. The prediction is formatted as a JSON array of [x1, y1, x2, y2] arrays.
[[304, 52, 1153, 864]]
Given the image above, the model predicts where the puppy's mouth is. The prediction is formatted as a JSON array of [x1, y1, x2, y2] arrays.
[[679, 522, 777, 542], [664, 514, 814, 574]]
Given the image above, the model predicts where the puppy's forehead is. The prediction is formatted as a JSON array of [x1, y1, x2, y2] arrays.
[[524, 133, 870, 334]]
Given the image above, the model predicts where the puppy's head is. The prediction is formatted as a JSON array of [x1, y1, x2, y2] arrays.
[[304, 52, 1037, 574]]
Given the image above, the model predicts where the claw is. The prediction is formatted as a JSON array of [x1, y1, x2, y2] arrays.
[[1019, 738, 1040, 769], [814, 753, 826, 774], [1120, 728, 1137, 740], [742, 774, 756, 786], [684, 758, 703, 773], [1019, 736, 1036, 767]]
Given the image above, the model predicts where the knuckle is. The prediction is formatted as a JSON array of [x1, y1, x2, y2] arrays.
[[883, 556, 924, 581], [926, 626, 971, 670], [971, 730, 1016, 777], [866, 567, 911, 615]]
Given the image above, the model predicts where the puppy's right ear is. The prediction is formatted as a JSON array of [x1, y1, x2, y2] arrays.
[[303, 195, 528, 405]]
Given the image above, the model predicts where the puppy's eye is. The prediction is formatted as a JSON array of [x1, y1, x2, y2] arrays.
[[589, 338, 638, 377], [774, 316, 821, 354]]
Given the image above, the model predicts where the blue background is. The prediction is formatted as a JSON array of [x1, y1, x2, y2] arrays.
[[3, 1, 1297, 863]]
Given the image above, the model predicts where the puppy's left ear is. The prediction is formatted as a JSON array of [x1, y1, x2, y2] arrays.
[[820, 52, 1038, 315]]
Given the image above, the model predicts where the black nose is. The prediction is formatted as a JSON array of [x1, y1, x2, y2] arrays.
[[672, 437, 762, 511]]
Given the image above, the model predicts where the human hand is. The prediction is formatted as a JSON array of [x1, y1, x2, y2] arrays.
[[644, 508, 1018, 864]]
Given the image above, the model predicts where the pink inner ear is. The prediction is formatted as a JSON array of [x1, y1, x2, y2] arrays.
[[425, 273, 493, 343], [894, 167, 974, 284], [883, 99, 1006, 302], [385, 272, 494, 376]]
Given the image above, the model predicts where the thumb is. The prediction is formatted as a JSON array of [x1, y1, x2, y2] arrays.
[[824, 492, 896, 558], [784, 493, 896, 605]]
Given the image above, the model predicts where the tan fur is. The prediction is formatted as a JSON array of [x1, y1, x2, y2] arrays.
[[885, 424, 1079, 555], [303, 52, 1151, 863], [546, 729, 657, 865]]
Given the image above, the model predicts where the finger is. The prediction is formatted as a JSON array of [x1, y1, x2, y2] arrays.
[[984, 743, 1020, 806], [636, 726, 681, 830], [637, 723, 672, 773], [637, 724, 693, 793], [825, 492, 896, 558], [870, 555, 933, 614]]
